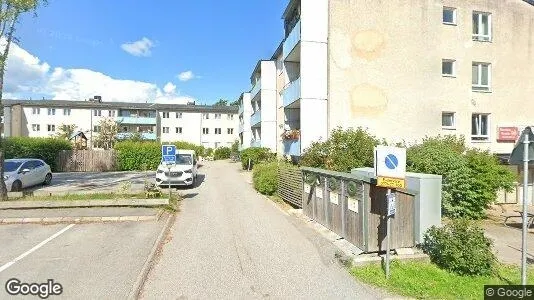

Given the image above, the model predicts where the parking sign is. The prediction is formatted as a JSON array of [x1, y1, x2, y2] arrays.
[[162, 145, 176, 164]]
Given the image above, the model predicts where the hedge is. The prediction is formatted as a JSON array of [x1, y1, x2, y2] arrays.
[[240, 147, 275, 170], [1, 137, 72, 172], [214, 147, 231, 160]]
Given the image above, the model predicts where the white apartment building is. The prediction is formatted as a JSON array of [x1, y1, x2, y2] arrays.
[[237, 92, 253, 150], [3, 99, 239, 149], [239, 0, 534, 159]]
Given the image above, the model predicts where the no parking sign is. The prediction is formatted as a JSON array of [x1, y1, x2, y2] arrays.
[[374, 146, 406, 189]]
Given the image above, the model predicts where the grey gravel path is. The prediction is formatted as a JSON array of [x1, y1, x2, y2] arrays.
[[141, 161, 383, 299]]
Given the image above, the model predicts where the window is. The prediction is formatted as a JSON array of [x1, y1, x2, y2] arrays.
[[93, 125, 101, 133], [47, 124, 55, 132], [176, 112, 182, 118], [203, 113, 210, 119], [176, 127, 182, 134], [472, 62, 491, 91], [227, 114, 234, 120], [442, 59, 456, 77], [202, 128, 209, 134], [47, 108, 56, 116], [93, 109, 102, 116], [443, 7, 457, 25], [473, 12, 491, 41], [442, 112, 455, 129], [162, 112, 170, 118], [214, 113, 221, 119], [32, 124, 40, 131], [215, 128, 222, 135], [227, 128, 234, 134], [32, 107, 40, 115], [471, 114, 490, 141], [108, 110, 116, 117], [63, 108, 71, 116], [163, 127, 170, 133]]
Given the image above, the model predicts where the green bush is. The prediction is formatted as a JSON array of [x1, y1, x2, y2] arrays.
[[240, 147, 275, 170], [300, 127, 380, 172], [421, 219, 496, 276], [213, 147, 231, 160], [1, 137, 72, 172], [231, 140, 239, 154], [114, 141, 161, 171], [172, 141, 204, 158], [407, 135, 515, 219], [253, 161, 279, 195], [204, 148, 214, 157]]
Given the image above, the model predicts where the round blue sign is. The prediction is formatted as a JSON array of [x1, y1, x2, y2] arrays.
[[385, 154, 398, 170]]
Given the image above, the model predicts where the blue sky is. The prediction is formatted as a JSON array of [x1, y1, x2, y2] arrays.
[[10, 0, 288, 104]]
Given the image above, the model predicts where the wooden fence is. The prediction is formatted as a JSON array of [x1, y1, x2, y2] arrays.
[[56, 150, 117, 172], [278, 167, 303, 207]]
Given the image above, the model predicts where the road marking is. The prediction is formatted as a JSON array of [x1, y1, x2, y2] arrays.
[[0, 224, 75, 273]]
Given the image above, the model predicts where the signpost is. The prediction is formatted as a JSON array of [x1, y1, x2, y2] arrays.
[[162, 145, 176, 199], [509, 127, 534, 285], [374, 145, 407, 279]]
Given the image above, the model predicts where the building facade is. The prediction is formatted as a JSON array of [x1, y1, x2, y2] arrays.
[[3, 99, 239, 149], [239, 0, 534, 158]]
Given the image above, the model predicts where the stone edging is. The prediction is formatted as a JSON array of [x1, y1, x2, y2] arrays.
[[0, 198, 169, 209], [0, 210, 164, 225]]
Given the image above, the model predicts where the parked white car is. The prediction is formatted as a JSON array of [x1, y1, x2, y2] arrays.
[[155, 150, 198, 187], [3, 159, 53, 192]]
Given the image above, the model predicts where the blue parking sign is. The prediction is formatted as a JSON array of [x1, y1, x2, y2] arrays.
[[162, 145, 176, 164]]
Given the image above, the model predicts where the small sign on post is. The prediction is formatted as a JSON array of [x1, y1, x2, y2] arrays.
[[162, 145, 176, 199], [387, 193, 396, 217]]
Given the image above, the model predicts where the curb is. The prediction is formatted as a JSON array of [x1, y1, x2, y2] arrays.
[[0, 198, 169, 209], [128, 212, 176, 300], [0, 210, 164, 224]]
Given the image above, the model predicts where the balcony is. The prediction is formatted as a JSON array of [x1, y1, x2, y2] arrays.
[[116, 116, 156, 125], [283, 19, 301, 61], [283, 139, 301, 156], [238, 104, 244, 115], [239, 122, 244, 133], [116, 132, 157, 140], [251, 110, 261, 127], [251, 80, 261, 99], [251, 140, 261, 148], [282, 77, 301, 108]]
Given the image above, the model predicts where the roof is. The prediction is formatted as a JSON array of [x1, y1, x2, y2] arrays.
[[69, 131, 87, 140], [282, 0, 300, 19], [2, 99, 239, 114], [250, 60, 264, 82]]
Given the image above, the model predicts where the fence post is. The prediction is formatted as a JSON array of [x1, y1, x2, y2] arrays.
[[324, 176, 329, 226], [341, 180, 346, 238]]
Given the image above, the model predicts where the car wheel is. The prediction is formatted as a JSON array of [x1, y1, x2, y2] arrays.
[[43, 173, 52, 185], [11, 180, 22, 192]]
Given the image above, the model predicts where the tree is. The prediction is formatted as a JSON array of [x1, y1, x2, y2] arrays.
[[93, 118, 119, 150], [0, 0, 47, 201], [213, 99, 228, 106], [55, 124, 77, 140], [230, 99, 239, 106]]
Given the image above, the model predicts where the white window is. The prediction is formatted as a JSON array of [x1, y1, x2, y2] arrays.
[[227, 114, 234, 120], [163, 127, 170, 133], [442, 59, 456, 77], [202, 128, 209, 134], [93, 109, 102, 116], [32, 124, 40, 131], [47, 108, 55, 115], [203, 113, 210, 119], [176, 112, 182, 119], [63, 108, 71, 116], [215, 128, 222, 135], [227, 128, 234, 134], [176, 127, 182, 134], [442, 112, 455, 129], [472, 62, 491, 92], [108, 110, 116, 117], [32, 107, 40, 115], [93, 125, 101, 133], [47, 124, 55, 132], [443, 7, 457, 25], [471, 114, 490, 141], [214, 113, 221, 119], [162, 112, 170, 118], [473, 12, 492, 41]]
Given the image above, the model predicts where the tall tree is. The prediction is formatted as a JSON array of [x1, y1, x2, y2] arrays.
[[230, 99, 239, 106], [0, 0, 47, 200], [93, 118, 119, 150], [213, 99, 228, 106], [55, 124, 77, 140]]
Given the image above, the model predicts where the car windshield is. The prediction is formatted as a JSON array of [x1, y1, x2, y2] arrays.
[[176, 154, 192, 165], [5, 161, 23, 172]]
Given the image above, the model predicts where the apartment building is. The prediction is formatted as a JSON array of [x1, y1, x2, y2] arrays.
[[3, 99, 239, 149], [237, 92, 253, 150], [239, 0, 534, 158]]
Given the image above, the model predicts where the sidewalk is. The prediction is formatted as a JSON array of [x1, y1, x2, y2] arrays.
[[484, 221, 534, 265]]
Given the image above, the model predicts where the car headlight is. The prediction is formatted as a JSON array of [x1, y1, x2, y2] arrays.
[[184, 169, 192, 173], [3, 175, 8, 181]]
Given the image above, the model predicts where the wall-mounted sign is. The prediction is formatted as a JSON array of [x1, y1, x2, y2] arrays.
[[498, 127, 520, 142]]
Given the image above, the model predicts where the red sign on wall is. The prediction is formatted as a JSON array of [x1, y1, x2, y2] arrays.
[[497, 127, 519, 142]]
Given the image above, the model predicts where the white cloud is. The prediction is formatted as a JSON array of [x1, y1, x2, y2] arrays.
[[2, 41, 195, 104], [177, 70, 198, 82], [120, 37, 154, 57]]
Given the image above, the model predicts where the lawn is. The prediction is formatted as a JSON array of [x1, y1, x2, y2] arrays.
[[351, 260, 534, 300]]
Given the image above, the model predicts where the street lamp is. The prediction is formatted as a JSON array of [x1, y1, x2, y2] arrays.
[[509, 126, 534, 285]]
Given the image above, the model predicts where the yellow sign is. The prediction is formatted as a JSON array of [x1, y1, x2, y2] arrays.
[[377, 176, 405, 189]]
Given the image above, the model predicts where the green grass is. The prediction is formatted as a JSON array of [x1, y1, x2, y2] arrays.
[[350, 260, 534, 300], [11, 192, 165, 201]]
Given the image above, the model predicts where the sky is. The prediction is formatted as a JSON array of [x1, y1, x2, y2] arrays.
[[3, 0, 288, 105]]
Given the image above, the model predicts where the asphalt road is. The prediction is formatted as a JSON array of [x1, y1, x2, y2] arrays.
[[0, 220, 165, 299], [141, 161, 382, 299]]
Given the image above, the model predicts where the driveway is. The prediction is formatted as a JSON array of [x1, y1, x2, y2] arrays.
[[141, 160, 382, 299]]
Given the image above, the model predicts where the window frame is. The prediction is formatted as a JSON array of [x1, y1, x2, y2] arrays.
[[215, 128, 222, 135], [442, 59, 456, 77], [47, 124, 55, 132], [202, 128, 209, 134], [47, 108, 56, 116], [32, 107, 40, 115], [176, 112, 182, 119], [443, 7, 457, 25], [176, 127, 182, 134], [93, 125, 101, 133], [472, 11, 492, 42], [162, 112, 170, 118], [162, 127, 170, 133], [471, 113, 490, 141], [227, 128, 234, 134], [472, 62, 492, 92], [203, 113, 210, 120], [93, 109, 102, 117], [32, 124, 40, 131], [441, 112, 456, 130]]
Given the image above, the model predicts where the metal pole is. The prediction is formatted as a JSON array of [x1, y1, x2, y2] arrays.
[[168, 165, 171, 200], [386, 188, 391, 279], [522, 132, 529, 285]]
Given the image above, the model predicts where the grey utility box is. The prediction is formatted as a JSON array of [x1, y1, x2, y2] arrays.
[[351, 167, 442, 245]]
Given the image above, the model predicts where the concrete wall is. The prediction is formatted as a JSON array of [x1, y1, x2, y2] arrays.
[[199, 112, 238, 149], [259, 61, 278, 152], [239, 92, 253, 149], [159, 111, 202, 144], [328, 0, 534, 154]]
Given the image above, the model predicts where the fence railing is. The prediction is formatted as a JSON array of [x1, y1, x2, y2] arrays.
[[277, 167, 302, 207], [57, 150, 117, 172]]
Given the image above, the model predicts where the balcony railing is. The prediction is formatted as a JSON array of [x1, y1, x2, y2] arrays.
[[251, 110, 261, 126], [251, 140, 261, 148], [251, 80, 261, 99], [238, 104, 244, 115], [116, 116, 157, 125], [239, 123, 244, 133], [282, 77, 301, 107], [283, 19, 301, 60], [116, 132, 157, 140], [283, 138, 301, 156]]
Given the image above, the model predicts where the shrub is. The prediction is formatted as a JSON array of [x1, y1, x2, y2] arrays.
[[1, 137, 72, 172], [231, 140, 239, 154], [213, 147, 231, 160], [240, 147, 275, 170], [300, 127, 380, 172], [421, 219, 496, 276], [204, 148, 214, 157], [172, 141, 204, 158], [114, 141, 161, 171], [253, 161, 279, 195]]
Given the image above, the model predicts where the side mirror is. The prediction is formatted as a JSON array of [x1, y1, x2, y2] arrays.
[[20, 168, 30, 174]]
